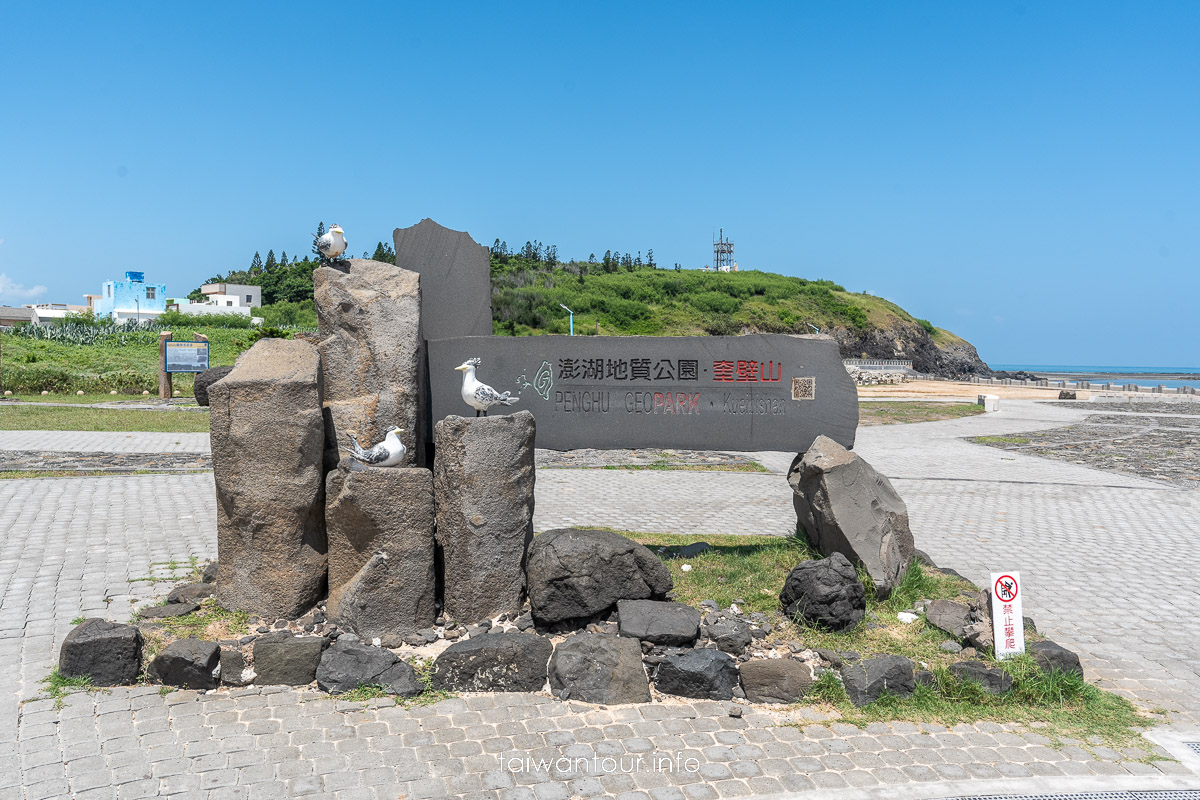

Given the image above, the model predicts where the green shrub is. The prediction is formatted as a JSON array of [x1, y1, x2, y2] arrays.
[[158, 311, 252, 329], [256, 300, 318, 328]]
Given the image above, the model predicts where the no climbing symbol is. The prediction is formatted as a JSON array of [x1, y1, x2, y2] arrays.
[[994, 575, 1019, 603]]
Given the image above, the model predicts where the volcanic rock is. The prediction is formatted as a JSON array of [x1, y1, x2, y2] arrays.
[[526, 528, 672, 625], [210, 338, 327, 619], [840, 655, 916, 707], [654, 649, 740, 701], [149, 639, 220, 690], [326, 461, 436, 640], [548, 633, 650, 704], [431, 633, 551, 693], [434, 413, 536, 622], [788, 436, 915, 597], [738, 659, 813, 704], [314, 258, 425, 469], [617, 600, 700, 647], [58, 619, 142, 686], [779, 553, 866, 632]]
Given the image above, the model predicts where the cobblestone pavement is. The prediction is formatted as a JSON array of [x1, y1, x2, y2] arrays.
[[3, 401, 1200, 798]]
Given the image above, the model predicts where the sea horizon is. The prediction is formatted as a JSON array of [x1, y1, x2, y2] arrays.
[[990, 364, 1200, 390]]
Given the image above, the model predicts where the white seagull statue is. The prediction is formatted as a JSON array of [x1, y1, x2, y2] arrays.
[[346, 426, 406, 467], [315, 224, 348, 261], [455, 358, 518, 416]]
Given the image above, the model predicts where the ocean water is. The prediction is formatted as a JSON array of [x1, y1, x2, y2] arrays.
[[991, 364, 1200, 390]]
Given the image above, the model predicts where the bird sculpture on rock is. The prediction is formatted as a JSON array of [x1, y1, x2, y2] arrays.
[[315, 224, 348, 262], [346, 426, 407, 467], [455, 358, 518, 416]]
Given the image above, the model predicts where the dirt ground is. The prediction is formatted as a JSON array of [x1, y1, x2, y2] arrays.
[[858, 380, 1091, 400]]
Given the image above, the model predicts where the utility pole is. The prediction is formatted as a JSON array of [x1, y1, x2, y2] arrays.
[[559, 304, 575, 336]]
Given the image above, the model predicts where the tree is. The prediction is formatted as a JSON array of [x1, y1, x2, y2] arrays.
[[674, 262, 682, 271], [545, 244, 558, 267], [588, 253, 596, 263], [371, 241, 396, 264], [279, 251, 288, 269], [264, 250, 277, 272], [250, 251, 264, 275], [602, 250, 614, 273], [647, 249, 655, 269], [312, 222, 325, 256], [635, 251, 643, 268]]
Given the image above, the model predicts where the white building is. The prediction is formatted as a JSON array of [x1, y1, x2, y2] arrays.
[[201, 283, 261, 309], [26, 303, 92, 325]]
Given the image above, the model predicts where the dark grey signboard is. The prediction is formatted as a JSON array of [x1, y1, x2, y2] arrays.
[[164, 340, 210, 373], [427, 334, 857, 453], [393, 218, 492, 341]]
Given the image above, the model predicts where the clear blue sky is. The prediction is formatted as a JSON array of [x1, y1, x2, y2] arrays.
[[2, 2, 1196, 367]]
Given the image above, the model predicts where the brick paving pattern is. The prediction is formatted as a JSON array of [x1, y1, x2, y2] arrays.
[[2, 399, 1198, 798]]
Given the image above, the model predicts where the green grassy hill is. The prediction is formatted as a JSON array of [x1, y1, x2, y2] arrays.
[[0, 257, 987, 395]]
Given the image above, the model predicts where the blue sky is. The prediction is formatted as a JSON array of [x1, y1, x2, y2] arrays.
[[1, 2, 1196, 366]]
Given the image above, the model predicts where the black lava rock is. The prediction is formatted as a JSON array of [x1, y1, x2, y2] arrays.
[[316, 639, 422, 696], [548, 633, 650, 704], [779, 553, 866, 632], [149, 639, 220, 689], [617, 600, 700, 647], [654, 649, 740, 700], [58, 619, 143, 686], [840, 655, 915, 707], [431, 633, 551, 692]]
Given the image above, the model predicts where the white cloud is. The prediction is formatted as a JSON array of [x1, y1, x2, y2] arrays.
[[0, 273, 48, 303]]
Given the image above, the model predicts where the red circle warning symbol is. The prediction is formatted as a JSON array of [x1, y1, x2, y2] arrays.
[[994, 575, 1019, 602]]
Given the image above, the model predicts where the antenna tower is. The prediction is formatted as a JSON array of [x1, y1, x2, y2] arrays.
[[713, 227, 735, 272]]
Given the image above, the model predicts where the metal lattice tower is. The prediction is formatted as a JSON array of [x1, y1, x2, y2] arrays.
[[713, 228, 735, 272]]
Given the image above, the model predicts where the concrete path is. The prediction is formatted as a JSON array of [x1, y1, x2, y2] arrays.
[[3, 400, 1199, 799]]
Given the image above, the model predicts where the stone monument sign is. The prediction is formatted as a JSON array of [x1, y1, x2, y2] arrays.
[[393, 218, 492, 341], [428, 333, 857, 453]]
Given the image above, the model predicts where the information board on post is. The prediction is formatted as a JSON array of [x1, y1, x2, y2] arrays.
[[164, 340, 210, 373], [990, 571, 1025, 659]]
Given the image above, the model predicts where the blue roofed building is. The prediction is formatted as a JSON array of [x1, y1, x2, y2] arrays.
[[94, 271, 167, 322]]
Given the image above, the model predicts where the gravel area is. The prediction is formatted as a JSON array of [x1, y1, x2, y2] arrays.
[[0, 449, 212, 472], [1050, 400, 1200, 415], [970, 415, 1200, 489], [536, 448, 765, 470]]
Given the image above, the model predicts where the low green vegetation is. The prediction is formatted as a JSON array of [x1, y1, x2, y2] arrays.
[[973, 435, 1032, 445], [0, 405, 210, 432], [807, 657, 1154, 752], [39, 668, 95, 709], [622, 530, 1156, 748], [859, 402, 986, 426]]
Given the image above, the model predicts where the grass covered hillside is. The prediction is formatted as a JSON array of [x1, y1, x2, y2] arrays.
[[491, 253, 984, 374], [0, 243, 988, 395]]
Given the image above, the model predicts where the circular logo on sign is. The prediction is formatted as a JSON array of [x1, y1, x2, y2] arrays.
[[994, 575, 1018, 602]]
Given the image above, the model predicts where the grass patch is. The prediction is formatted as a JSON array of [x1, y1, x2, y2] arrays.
[[0, 405, 211, 432], [972, 435, 1031, 445], [136, 599, 249, 673], [859, 402, 986, 426], [809, 657, 1156, 753], [1, 394, 159, 404], [39, 668, 95, 709], [341, 684, 393, 703], [620, 531, 819, 612], [0, 469, 210, 480]]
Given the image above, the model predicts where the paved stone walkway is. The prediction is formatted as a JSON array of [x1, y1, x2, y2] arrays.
[[3, 400, 1199, 798]]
